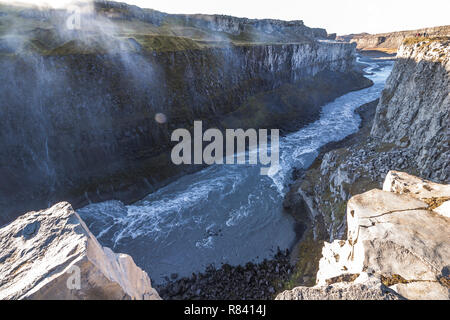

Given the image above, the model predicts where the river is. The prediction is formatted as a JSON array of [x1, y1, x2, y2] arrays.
[[78, 57, 394, 284]]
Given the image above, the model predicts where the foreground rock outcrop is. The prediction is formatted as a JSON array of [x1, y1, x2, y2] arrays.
[[0, 202, 160, 300], [277, 171, 450, 300]]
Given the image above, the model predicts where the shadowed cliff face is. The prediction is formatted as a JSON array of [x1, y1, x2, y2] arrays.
[[372, 39, 450, 181], [0, 2, 370, 225]]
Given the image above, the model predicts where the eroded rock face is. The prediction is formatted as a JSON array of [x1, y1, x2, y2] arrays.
[[0, 202, 161, 300], [277, 171, 450, 300], [383, 171, 450, 218]]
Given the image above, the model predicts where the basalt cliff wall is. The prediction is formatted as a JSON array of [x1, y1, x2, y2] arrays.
[[0, 2, 369, 225], [371, 39, 450, 179], [93, 0, 331, 41]]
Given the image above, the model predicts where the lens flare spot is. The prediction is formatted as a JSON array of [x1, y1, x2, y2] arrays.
[[155, 113, 167, 124]]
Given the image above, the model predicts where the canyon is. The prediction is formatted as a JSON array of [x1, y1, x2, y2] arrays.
[[284, 37, 449, 243], [281, 36, 449, 297], [0, 0, 449, 301]]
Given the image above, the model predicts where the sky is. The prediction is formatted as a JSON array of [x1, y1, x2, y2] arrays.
[[5, 0, 450, 35]]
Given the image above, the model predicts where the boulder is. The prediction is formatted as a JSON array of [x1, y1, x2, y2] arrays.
[[0, 202, 161, 300]]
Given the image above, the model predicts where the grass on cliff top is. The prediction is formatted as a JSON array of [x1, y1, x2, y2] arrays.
[[13, 33, 219, 56], [360, 47, 398, 55], [132, 34, 203, 52]]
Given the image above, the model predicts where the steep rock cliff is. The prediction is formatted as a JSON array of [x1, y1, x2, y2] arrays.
[[277, 171, 450, 300], [0, 202, 161, 300], [93, 0, 330, 41]]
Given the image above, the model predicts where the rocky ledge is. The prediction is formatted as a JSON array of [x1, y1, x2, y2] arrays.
[[0, 202, 160, 300], [277, 171, 450, 300]]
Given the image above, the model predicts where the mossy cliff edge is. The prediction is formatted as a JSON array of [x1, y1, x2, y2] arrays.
[[0, 1, 370, 224]]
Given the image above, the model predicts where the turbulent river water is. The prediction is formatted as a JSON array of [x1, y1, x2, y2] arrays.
[[79, 58, 393, 284]]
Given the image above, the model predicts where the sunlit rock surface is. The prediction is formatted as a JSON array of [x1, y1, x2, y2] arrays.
[[276, 274, 402, 300], [0, 202, 160, 300], [277, 171, 450, 300]]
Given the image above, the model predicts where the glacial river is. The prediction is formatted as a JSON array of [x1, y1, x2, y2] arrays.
[[79, 58, 393, 284]]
